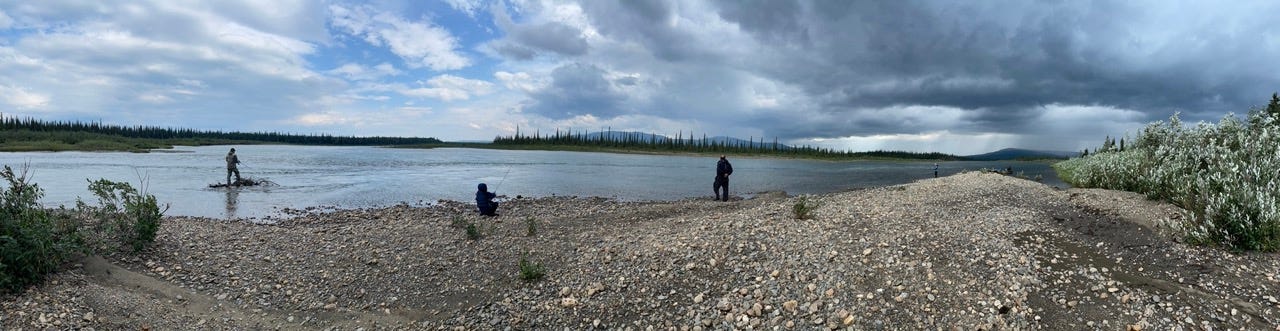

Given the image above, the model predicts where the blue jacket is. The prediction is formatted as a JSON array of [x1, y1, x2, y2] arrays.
[[476, 183, 496, 209]]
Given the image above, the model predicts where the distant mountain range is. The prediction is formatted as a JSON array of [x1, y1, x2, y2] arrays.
[[962, 148, 1076, 161]]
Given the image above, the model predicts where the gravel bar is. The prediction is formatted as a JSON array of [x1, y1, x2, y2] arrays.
[[2, 172, 1277, 330]]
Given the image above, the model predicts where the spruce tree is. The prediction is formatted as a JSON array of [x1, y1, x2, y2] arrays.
[[1268, 92, 1280, 119]]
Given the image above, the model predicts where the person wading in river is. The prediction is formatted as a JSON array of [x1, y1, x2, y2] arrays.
[[714, 155, 734, 201], [226, 148, 242, 186]]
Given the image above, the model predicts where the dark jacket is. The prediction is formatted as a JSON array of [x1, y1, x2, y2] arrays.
[[716, 158, 733, 179], [476, 183, 496, 210]]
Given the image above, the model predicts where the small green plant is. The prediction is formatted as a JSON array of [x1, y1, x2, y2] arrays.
[[793, 196, 819, 220], [518, 255, 545, 281], [524, 217, 537, 236], [450, 216, 466, 228], [465, 222, 481, 240]]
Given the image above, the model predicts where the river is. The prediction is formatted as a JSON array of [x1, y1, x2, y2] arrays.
[[0, 145, 1065, 219]]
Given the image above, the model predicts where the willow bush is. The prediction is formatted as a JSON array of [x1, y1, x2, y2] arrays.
[[1054, 106, 1280, 251], [0, 165, 167, 292]]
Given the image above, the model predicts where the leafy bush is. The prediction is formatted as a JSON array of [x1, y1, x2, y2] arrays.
[[76, 179, 167, 252], [518, 255, 546, 281], [793, 196, 819, 220], [0, 166, 80, 292], [0, 166, 168, 292], [1055, 107, 1280, 251]]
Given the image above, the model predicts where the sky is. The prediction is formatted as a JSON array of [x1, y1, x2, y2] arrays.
[[1, 0, 1278, 155]]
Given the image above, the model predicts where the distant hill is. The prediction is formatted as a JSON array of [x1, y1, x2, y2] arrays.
[[964, 148, 1075, 161]]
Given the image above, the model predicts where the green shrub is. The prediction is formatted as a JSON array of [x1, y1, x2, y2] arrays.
[[1055, 106, 1280, 251], [793, 196, 818, 220], [518, 255, 545, 281], [465, 222, 481, 240], [77, 179, 167, 252], [525, 217, 537, 236], [0, 166, 168, 292], [0, 166, 79, 292]]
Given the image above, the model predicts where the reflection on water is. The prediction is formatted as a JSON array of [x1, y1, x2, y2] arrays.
[[0, 145, 1065, 219], [224, 188, 238, 219]]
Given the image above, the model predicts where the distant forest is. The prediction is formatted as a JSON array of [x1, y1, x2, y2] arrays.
[[492, 127, 963, 160], [0, 115, 441, 146]]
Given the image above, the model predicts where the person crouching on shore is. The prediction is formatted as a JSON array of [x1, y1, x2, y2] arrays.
[[476, 183, 499, 216]]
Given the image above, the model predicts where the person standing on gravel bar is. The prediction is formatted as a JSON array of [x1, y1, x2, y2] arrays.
[[476, 183, 499, 216], [714, 155, 734, 201], [934, 163, 939, 178], [225, 148, 242, 186]]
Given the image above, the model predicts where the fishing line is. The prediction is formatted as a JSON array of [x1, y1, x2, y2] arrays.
[[494, 165, 512, 192]]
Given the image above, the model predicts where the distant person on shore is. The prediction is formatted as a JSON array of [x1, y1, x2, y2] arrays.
[[933, 163, 939, 178], [226, 148, 242, 186], [714, 155, 734, 201], [476, 183, 499, 216]]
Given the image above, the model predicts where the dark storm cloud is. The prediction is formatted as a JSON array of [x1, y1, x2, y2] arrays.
[[525, 63, 629, 119], [706, 0, 1280, 136], [505, 0, 1280, 151]]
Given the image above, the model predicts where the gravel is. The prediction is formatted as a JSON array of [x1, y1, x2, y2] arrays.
[[2, 172, 1277, 330]]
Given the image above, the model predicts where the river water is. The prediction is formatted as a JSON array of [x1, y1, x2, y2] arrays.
[[0, 145, 1064, 219]]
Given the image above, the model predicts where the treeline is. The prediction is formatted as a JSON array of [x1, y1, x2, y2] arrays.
[[492, 127, 962, 160], [0, 115, 441, 146]]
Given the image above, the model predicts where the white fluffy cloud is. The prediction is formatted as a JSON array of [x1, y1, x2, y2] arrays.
[[399, 75, 494, 102], [0, 84, 50, 109], [329, 5, 470, 71]]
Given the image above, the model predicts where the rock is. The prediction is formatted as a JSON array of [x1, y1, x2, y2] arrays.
[[862, 248, 873, 256], [685, 262, 696, 271], [559, 287, 572, 297], [1127, 324, 1143, 331], [560, 297, 578, 308], [716, 299, 732, 312], [83, 312, 95, 322], [783, 300, 799, 313], [842, 315, 855, 326], [694, 293, 704, 304]]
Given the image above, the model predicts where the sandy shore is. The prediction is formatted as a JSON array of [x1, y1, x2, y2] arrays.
[[2, 172, 1278, 330]]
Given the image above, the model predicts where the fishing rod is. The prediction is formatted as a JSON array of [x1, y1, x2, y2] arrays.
[[493, 166, 512, 193]]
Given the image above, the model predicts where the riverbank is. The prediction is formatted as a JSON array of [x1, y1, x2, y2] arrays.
[[2, 172, 1276, 329]]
